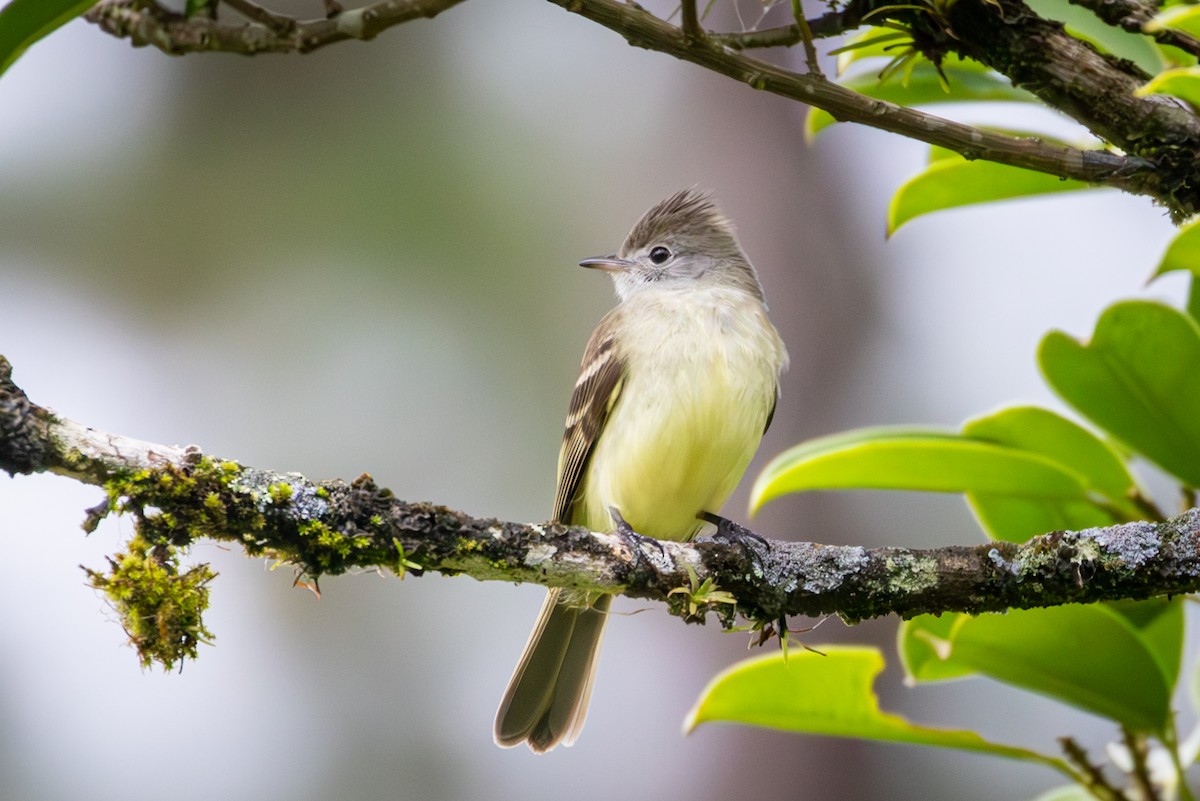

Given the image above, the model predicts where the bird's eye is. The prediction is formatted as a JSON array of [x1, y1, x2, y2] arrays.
[[649, 246, 672, 265]]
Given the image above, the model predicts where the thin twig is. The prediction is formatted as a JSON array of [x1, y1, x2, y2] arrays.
[[790, 0, 822, 74], [711, 10, 857, 48], [1060, 737, 1134, 801], [220, 0, 294, 33], [680, 0, 701, 39], [85, 0, 466, 55], [1121, 728, 1160, 801], [1067, 0, 1200, 58], [547, 0, 1161, 202]]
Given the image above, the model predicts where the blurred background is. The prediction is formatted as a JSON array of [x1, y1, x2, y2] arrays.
[[0, 1, 1190, 799]]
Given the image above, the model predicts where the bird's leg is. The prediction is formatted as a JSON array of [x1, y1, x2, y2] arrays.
[[608, 506, 666, 563], [699, 511, 772, 570], [699, 511, 770, 549]]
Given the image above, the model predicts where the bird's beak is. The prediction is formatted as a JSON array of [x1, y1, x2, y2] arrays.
[[579, 255, 635, 273]]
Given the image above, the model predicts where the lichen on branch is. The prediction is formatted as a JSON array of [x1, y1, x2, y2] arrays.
[[4, 354, 1200, 669]]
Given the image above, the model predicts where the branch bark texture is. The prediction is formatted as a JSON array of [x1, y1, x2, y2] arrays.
[[83, 0, 1200, 217], [3, 355, 1198, 627]]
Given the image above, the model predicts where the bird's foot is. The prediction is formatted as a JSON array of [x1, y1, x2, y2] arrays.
[[699, 511, 771, 570], [608, 506, 666, 565]]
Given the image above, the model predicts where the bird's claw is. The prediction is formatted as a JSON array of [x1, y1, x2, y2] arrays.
[[699, 511, 771, 570], [609, 506, 666, 564]]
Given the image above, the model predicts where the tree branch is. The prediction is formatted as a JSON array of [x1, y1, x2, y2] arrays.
[[1067, 0, 1200, 58], [4, 354, 1199, 633], [84, 0, 1200, 216], [84, 0, 465, 55], [548, 0, 1170, 203]]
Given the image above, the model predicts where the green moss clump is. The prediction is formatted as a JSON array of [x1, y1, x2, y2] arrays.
[[297, 519, 371, 571], [268, 482, 293, 504], [87, 456, 264, 668], [102, 457, 267, 550], [83, 534, 216, 670]]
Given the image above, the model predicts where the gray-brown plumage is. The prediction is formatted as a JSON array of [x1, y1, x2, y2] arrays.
[[494, 189, 787, 752]]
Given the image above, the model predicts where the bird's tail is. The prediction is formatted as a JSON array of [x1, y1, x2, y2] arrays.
[[494, 589, 612, 753]]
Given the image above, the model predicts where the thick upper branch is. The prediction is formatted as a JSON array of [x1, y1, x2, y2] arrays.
[[3, 355, 1198, 625], [84, 0, 466, 54], [84, 0, 1190, 211]]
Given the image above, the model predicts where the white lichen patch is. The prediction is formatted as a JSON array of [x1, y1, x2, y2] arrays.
[[524, 543, 558, 566], [1086, 521, 1161, 568]]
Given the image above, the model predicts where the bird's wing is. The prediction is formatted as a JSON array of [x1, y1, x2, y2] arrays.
[[553, 313, 627, 525]]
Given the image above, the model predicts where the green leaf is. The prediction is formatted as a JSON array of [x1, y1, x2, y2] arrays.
[[966, 495, 1118, 542], [684, 646, 1067, 770], [185, 0, 213, 17], [0, 0, 96, 80], [898, 613, 977, 682], [1026, 0, 1164, 74], [1029, 786, 1099, 801], [901, 601, 1184, 734], [1146, 5, 1200, 42], [888, 154, 1093, 234], [1154, 215, 1200, 278], [806, 58, 1037, 139], [1137, 66, 1200, 109], [947, 605, 1174, 734], [831, 26, 915, 69], [1039, 301, 1200, 487], [1105, 597, 1184, 692], [962, 405, 1139, 540], [750, 426, 1090, 514], [965, 407, 1136, 501]]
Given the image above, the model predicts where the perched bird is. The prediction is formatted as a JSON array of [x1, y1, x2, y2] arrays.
[[494, 188, 789, 753]]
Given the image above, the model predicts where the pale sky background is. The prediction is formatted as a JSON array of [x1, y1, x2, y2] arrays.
[[0, 1, 1191, 799]]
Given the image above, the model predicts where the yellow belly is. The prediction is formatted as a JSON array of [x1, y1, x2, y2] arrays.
[[572, 287, 785, 541]]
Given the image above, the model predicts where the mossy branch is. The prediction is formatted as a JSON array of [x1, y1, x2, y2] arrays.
[[4, 354, 1200, 668]]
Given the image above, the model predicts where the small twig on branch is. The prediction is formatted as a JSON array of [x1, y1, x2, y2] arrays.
[[84, 0, 466, 55], [1067, 0, 1200, 58], [1060, 737, 1132, 801], [547, 0, 1162, 203], [84, 0, 1200, 214], [680, 0, 701, 40], [221, 0, 295, 34], [711, 10, 858, 49], [3, 353, 1200, 628], [1121, 728, 1160, 801]]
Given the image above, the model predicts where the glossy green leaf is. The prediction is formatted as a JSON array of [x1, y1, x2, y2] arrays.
[[888, 155, 1093, 234], [948, 605, 1174, 733], [898, 613, 976, 682], [832, 26, 915, 70], [185, 0, 213, 17], [966, 495, 1118, 542], [1154, 215, 1200, 278], [806, 58, 1036, 139], [964, 406, 1136, 501], [1039, 301, 1200, 487], [1147, 5, 1200, 42], [962, 405, 1139, 540], [901, 601, 1184, 717], [0, 0, 96, 79], [1137, 66, 1200, 109], [685, 646, 1067, 769], [750, 426, 1090, 513], [1026, 0, 1164, 74], [1030, 786, 1098, 801], [1105, 597, 1184, 691]]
